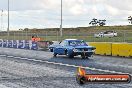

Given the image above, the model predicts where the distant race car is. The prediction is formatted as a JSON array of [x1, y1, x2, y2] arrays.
[[94, 31, 117, 38], [49, 39, 96, 59]]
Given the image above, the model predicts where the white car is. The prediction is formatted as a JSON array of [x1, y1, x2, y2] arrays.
[[94, 31, 117, 38]]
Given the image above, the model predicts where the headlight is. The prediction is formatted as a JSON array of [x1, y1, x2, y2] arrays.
[[92, 50, 95, 52], [73, 48, 78, 52]]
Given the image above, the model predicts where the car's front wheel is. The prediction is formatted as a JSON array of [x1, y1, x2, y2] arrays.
[[67, 52, 74, 58], [69, 54, 74, 58], [81, 54, 88, 59], [53, 53, 57, 57]]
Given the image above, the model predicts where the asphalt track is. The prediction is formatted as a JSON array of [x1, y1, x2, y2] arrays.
[[0, 47, 132, 88]]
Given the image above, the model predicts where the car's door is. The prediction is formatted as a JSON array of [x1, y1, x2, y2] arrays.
[[55, 40, 66, 55]]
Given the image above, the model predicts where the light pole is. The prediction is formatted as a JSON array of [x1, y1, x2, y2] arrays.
[[7, 0, 10, 38], [60, 0, 63, 37]]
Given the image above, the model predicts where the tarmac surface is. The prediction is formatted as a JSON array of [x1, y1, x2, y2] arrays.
[[0, 48, 132, 88]]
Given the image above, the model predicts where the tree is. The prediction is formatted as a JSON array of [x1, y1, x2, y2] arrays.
[[128, 16, 132, 24], [89, 18, 106, 26], [89, 18, 98, 26], [19, 28, 23, 31], [98, 19, 106, 26], [24, 28, 29, 31]]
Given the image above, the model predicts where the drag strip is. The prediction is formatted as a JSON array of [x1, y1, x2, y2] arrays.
[[0, 48, 132, 74], [0, 48, 132, 88], [0, 54, 131, 75]]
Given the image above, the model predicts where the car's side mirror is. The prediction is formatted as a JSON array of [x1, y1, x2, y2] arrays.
[[59, 42, 61, 44]]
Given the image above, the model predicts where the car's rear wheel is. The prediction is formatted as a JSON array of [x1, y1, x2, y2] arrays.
[[50, 49, 53, 52]]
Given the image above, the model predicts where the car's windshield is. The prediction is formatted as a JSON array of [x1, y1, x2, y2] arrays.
[[68, 40, 87, 46]]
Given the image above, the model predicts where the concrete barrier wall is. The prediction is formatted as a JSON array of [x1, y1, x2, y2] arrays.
[[88, 42, 112, 56], [112, 43, 131, 57], [111, 43, 119, 56], [131, 47, 132, 57], [88, 42, 132, 57]]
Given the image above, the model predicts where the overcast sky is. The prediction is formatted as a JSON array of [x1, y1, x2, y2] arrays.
[[0, 0, 132, 30]]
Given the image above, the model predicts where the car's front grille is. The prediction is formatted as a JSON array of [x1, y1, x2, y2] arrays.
[[77, 48, 89, 51], [84, 48, 88, 51]]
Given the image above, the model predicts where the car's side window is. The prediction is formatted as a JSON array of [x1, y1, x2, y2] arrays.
[[69, 41, 76, 46], [60, 41, 65, 46], [64, 41, 68, 46]]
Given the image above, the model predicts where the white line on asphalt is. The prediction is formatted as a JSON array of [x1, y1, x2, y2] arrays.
[[30, 59, 42, 62], [0, 55, 6, 57], [20, 58, 29, 60], [13, 57, 21, 59], [0, 54, 131, 75], [19, 57, 131, 75], [7, 56, 14, 58]]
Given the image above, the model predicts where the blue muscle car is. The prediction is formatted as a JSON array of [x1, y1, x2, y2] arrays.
[[49, 39, 96, 59]]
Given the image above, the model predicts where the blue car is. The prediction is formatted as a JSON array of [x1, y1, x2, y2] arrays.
[[49, 39, 96, 59]]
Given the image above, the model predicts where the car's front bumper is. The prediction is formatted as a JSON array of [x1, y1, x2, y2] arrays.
[[73, 51, 94, 57]]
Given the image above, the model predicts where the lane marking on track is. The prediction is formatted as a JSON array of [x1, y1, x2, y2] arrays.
[[19, 57, 132, 75], [7, 56, 14, 58], [0, 54, 132, 75], [14, 57, 21, 59], [0, 55, 6, 57], [20, 58, 29, 60]]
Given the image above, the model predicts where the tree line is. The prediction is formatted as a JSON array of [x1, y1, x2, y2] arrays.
[[89, 16, 132, 26]]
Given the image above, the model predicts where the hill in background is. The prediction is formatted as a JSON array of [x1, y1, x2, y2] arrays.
[[0, 25, 132, 42], [19, 25, 131, 36]]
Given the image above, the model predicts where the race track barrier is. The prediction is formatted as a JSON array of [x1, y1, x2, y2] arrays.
[[112, 43, 131, 57], [88, 42, 112, 56], [131, 46, 132, 57], [111, 43, 118, 57], [88, 42, 132, 57], [0, 39, 52, 51], [0, 39, 38, 50]]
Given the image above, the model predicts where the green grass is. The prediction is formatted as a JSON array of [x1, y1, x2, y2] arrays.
[[1, 35, 129, 42], [0, 29, 132, 43], [42, 35, 132, 43]]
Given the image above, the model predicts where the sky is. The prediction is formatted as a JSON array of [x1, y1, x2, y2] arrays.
[[0, 0, 132, 30]]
